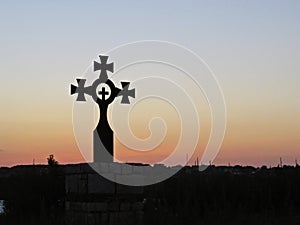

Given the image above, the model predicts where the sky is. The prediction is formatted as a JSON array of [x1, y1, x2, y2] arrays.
[[0, 0, 299, 167]]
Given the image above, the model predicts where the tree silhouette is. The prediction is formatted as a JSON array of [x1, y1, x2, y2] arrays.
[[47, 154, 58, 166]]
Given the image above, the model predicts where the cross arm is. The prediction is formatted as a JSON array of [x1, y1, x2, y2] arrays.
[[70, 78, 94, 102], [94, 55, 114, 82], [117, 82, 136, 104]]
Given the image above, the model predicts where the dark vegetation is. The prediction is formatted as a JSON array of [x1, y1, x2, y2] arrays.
[[0, 155, 64, 225], [143, 165, 300, 225], [47, 154, 59, 166], [0, 164, 299, 225]]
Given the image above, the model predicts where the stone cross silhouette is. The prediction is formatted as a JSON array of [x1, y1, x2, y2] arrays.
[[70, 55, 135, 162]]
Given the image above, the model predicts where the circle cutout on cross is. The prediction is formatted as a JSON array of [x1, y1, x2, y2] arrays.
[[96, 83, 111, 100]]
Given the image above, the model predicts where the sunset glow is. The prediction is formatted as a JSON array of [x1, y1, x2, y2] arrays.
[[0, 1, 299, 167]]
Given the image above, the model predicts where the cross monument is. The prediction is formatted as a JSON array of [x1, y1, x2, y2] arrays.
[[70, 55, 135, 162]]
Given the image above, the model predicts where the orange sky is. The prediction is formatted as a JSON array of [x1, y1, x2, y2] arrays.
[[1, 88, 299, 167]]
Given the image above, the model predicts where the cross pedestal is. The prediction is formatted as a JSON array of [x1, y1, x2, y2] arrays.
[[93, 102, 113, 162]]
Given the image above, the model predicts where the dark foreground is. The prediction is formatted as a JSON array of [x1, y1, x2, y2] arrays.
[[0, 164, 300, 225]]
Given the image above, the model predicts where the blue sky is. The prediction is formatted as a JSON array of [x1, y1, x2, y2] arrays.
[[0, 0, 300, 166]]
